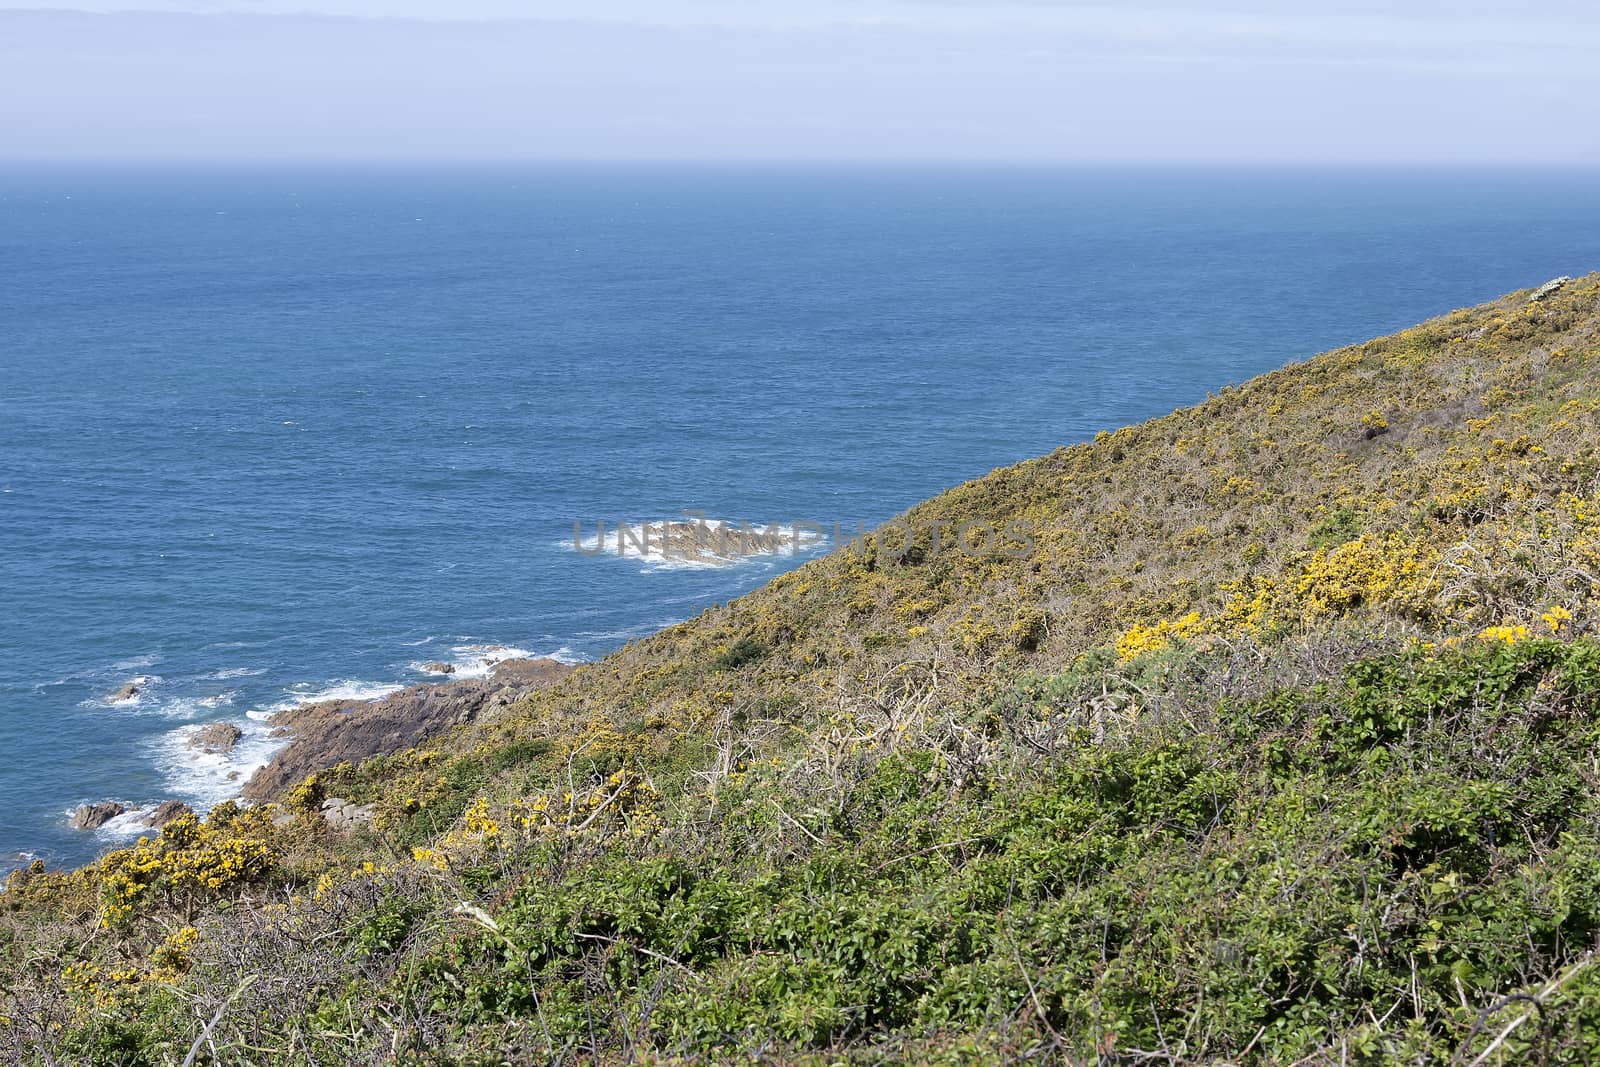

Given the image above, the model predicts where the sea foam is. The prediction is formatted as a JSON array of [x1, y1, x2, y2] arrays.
[[412, 642, 585, 679], [149, 716, 285, 811], [266, 679, 405, 712], [206, 666, 267, 680]]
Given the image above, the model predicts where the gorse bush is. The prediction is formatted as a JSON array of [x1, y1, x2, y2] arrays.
[[714, 636, 770, 671], [100, 808, 279, 926], [13, 640, 1600, 1064], [4, 277, 1600, 1064]]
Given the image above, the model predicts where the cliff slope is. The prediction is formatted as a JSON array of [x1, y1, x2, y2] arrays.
[[5, 276, 1600, 1065]]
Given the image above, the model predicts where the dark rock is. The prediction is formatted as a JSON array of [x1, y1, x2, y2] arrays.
[[188, 722, 243, 754], [142, 801, 194, 828], [422, 661, 456, 675], [70, 802, 126, 830], [242, 657, 573, 802], [107, 682, 142, 703], [489, 658, 569, 685]]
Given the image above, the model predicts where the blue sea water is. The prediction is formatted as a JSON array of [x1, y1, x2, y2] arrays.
[[2, 166, 1598, 871]]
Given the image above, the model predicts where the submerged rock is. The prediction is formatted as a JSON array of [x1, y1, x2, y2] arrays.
[[242, 657, 573, 801], [188, 722, 243, 755], [70, 802, 126, 830], [422, 661, 456, 675], [107, 682, 142, 703]]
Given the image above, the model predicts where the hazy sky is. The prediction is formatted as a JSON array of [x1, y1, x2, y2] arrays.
[[3, 1, 1598, 162]]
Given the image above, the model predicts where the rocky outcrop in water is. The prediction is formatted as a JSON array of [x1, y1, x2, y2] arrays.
[[70, 802, 126, 829], [188, 722, 243, 754], [241, 658, 572, 801], [141, 801, 194, 828], [67, 799, 194, 831]]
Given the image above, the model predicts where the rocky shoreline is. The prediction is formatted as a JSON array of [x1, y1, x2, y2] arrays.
[[69, 657, 574, 834], [240, 656, 573, 802], [68, 799, 194, 831]]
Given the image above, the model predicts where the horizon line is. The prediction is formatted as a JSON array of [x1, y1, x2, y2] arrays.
[[5, 157, 1600, 169]]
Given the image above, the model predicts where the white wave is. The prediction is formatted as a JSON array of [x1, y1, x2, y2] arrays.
[[57, 802, 162, 841], [112, 655, 162, 671], [96, 808, 161, 840], [410, 641, 588, 678], [562, 518, 829, 572], [148, 717, 285, 812], [414, 643, 535, 679], [149, 691, 241, 721], [206, 666, 266, 680], [267, 679, 404, 713], [84, 674, 163, 709], [89, 683, 245, 721]]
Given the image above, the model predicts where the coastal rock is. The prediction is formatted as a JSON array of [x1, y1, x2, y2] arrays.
[[489, 657, 570, 685], [1530, 276, 1571, 302], [70, 802, 126, 830], [626, 519, 794, 564], [422, 661, 456, 675], [107, 681, 142, 703], [141, 801, 194, 828], [188, 722, 243, 754], [242, 657, 573, 802], [320, 797, 376, 832]]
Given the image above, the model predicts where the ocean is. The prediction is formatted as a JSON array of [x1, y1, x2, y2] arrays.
[[2, 165, 1597, 871]]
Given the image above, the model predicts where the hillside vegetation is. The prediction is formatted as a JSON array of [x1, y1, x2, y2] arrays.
[[5, 276, 1600, 1065]]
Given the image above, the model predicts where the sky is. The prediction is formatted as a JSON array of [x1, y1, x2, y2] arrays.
[[1, 1, 1598, 163]]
